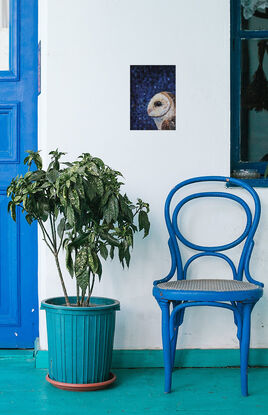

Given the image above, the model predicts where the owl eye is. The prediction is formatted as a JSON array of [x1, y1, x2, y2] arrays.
[[154, 101, 162, 107]]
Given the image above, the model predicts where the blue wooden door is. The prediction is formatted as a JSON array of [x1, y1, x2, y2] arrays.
[[0, 0, 38, 347]]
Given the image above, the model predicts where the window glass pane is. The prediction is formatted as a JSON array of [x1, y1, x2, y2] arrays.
[[241, 4, 268, 30], [241, 39, 268, 162], [0, 0, 9, 70]]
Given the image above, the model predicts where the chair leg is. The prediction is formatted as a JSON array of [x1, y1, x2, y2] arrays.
[[171, 326, 178, 369], [240, 303, 254, 397], [159, 300, 172, 393], [171, 301, 181, 369]]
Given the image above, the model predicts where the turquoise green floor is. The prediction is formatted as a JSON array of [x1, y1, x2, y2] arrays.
[[0, 355, 268, 415]]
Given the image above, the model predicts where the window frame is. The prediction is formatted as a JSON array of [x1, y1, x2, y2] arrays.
[[0, 0, 19, 81], [231, 0, 268, 187]]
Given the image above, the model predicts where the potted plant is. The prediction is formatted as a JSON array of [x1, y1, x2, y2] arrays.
[[7, 150, 150, 391]]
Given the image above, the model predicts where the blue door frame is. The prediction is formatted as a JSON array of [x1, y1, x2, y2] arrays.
[[0, 0, 38, 347]]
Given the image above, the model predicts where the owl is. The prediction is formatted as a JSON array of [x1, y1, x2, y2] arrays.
[[147, 91, 176, 130]]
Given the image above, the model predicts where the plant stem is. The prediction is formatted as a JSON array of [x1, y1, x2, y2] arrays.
[[76, 279, 80, 306], [54, 252, 70, 306], [86, 274, 95, 306], [49, 212, 57, 251], [38, 221, 55, 255], [38, 220, 54, 249], [90, 274, 95, 297], [81, 292, 85, 306], [47, 212, 70, 306], [52, 214, 57, 246], [85, 289, 90, 306]]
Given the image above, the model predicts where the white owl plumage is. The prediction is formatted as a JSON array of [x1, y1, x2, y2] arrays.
[[147, 91, 176, 130]]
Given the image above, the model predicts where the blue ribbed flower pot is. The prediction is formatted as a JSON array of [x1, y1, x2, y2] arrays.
[[41, 296, 120, 389]]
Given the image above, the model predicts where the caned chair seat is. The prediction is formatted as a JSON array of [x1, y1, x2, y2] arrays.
[[157, 279, 260, 292], [156, 278, 263, 302]]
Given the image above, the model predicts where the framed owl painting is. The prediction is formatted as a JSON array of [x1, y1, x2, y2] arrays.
[[130, 65, 176, 130]]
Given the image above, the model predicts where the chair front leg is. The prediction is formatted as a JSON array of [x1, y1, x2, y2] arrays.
[[171, 326, 178, 370], [240, 302, 255, 397], [159, 300, 172, 393], [170, 301, 184, 369]]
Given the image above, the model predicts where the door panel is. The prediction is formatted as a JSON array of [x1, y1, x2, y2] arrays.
[[0, 190, 19, 327], [0, 0, 38, 347], [0, 103, 18, 161]]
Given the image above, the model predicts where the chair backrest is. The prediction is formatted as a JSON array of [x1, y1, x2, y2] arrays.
[[162, 176, 263, 287]]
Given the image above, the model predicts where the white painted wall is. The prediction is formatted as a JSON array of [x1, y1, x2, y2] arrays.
[[38, 0, 268, 350]]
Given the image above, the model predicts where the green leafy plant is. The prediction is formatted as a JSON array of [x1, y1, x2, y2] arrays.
[[7, 150, 150, 307]]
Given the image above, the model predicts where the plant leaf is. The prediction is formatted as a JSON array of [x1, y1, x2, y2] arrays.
[[31, 170, 45, 180], [88, 162, 99, 176], [92, 251, 100, 274], [25, 214, 33, 225], [95, 178, 104, 196], [66, 205, 75, 226], [100, 190, 111, 207], [101, 232, 120, 247], [69, 188, 80, 211], [65, 245, 74, 277], [104, 195, 119, 223], [14, 195, 21, 203], [11, 203, 16, 221], [138, 210, 150, 238], [125, 247, 130, 267], [57, 217, 65, 239], [118, 244, 125, 268], [99, 244, 108, 260], [96, 256, 102, 280], [75, 247, 88, 276], [88, 248, 98, 273], [85, 181, 96, 201], [76, 270, 89, 293], [46, 169, 59, 184]]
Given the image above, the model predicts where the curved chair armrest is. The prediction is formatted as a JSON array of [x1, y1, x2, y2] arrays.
[[245, 240, 264, 287], [153, 239, 177, 286], [153, 275, 174, 286]]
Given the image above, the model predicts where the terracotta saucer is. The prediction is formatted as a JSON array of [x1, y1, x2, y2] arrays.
[[46, 372, 116, 391]]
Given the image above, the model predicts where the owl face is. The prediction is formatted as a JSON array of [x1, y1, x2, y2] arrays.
[[147, 92, 171, 118]]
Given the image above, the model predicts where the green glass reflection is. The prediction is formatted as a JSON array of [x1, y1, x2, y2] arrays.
[[241, 4, 268, 30], [240, 39, 268, 162]]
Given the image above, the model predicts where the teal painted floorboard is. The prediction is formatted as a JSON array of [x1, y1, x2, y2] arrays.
[[0, 350, 33, 359], [0, 357, 268, 415]]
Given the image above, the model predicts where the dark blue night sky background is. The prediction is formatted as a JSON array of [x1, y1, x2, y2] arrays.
[[130, 65, 176, 130]]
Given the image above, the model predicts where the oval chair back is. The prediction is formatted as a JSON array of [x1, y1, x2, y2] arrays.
[[155, 175, 263, 287]]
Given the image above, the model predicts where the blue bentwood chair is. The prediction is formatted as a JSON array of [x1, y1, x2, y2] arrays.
[[153, 176, 264, 396]]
